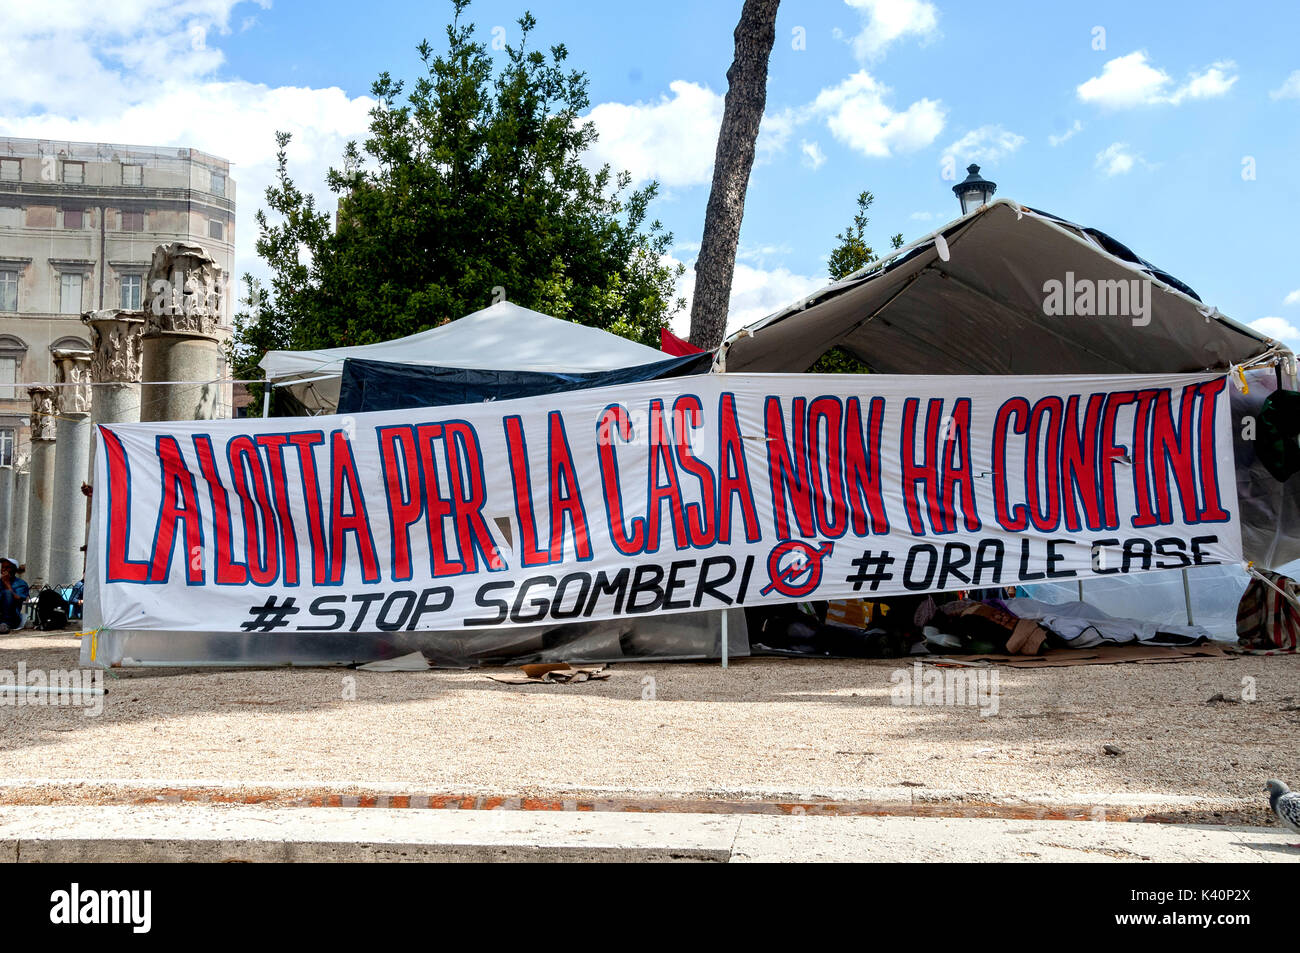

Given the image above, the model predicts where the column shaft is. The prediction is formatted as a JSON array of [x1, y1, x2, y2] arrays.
[[9, 470, 29, 569], [0, 465, 12, 556], [25, 442, 56, 588]]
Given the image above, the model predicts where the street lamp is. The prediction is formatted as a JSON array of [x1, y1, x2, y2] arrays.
[[952, 163, 996, 215]]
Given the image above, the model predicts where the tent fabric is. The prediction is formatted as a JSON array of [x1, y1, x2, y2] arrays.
[[259, 301, 669, 414], [725, 199, 1276, 375], [722, 198, 1298, 571], [336, 352, 714, 414]]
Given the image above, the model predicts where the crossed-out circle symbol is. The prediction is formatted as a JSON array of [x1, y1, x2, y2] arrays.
[[761, 540, 833, 598]]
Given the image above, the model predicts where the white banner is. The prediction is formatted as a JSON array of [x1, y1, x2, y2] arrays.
[[90, 372, 1240, 633]]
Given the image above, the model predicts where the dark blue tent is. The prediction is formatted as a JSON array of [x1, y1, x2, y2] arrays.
[[336, 352, 715, 414]]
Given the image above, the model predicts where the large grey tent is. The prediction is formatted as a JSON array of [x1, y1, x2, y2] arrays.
[[726, 199, 1296, 564], [723, 197, 1299, 626], [725, 199, 1278, 376]]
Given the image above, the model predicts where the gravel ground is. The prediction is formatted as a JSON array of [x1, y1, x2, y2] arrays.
[[1, 632, 1297, 817]]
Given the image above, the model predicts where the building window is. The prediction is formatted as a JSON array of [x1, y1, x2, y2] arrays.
[[0, 428, 14, 465], [0, 270, 16, 312], [0, 207, 21, 227], [120, 211, 144, 231], [63, 208, 85, 229], [208, 219, 223, 240], [121, 164, 143, 186], [0, 159, 18, 182], [0, 359, 16, 402], [121, 274, 142, 310], [62, 161, 84, 185], [210, 172, 225, 196], [59, 273, 83, 314]]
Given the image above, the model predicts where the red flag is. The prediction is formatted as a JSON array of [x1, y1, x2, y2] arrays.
[[660, 327, 704, 356]]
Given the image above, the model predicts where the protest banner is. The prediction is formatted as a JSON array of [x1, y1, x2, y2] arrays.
[[90, 372, 1239, 633]]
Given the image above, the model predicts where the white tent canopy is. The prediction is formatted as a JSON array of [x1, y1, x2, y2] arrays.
[[259, 300, 667, 413]]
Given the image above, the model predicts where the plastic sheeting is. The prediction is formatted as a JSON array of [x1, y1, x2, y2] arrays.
[[336, 352, 714, 414], [83, 607, 748, 668], [1020, 563, 1249, 643], [1231, 366, 1300, 569]]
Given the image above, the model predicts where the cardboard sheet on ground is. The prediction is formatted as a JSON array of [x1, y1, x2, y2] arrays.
[[486, 663, 610, 684], [927, 643, 1232, 668]]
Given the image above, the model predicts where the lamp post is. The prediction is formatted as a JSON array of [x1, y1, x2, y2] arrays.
[[952, 163, 997, 215]]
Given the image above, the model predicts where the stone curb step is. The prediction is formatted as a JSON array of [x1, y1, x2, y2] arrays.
[[0, 779, 1258, 823], [2, 806, 1297, 863]]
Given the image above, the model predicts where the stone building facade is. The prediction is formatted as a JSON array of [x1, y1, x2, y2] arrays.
[[0, 138, 235, 467]]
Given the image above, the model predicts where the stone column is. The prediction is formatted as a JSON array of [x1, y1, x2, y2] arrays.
[[140, 242, 225, 422], [85, 309, 144, 427], [83, 309, 144, 481], [0, 465, 12, 556], [9, 468, 29, 569], [48, 349, 94, 586], [24, 387, 57, 588]]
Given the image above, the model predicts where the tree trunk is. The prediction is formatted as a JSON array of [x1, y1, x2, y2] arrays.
[[688, 0, 780, 350]]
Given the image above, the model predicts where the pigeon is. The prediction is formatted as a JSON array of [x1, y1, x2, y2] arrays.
[[1264, 779, 1300, 846]]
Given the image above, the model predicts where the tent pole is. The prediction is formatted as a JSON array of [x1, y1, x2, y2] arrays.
[[262, 385, 271, 418], [721, 610, 729, 670], [1077, 579, 1084, 603], [1182, 568, 1193, 624]]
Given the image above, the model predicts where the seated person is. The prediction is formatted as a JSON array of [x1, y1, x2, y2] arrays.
[[0, 557, 29, 633], [68, 579, 84, 622]]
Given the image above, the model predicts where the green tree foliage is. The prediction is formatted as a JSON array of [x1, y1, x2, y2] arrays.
[[809, 190, 904, 374], [231, 1, 684, 406]]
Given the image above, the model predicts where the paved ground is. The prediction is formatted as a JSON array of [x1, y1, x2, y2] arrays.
[[2, 805, 1296, 862], [2, 632, 1297, 826]]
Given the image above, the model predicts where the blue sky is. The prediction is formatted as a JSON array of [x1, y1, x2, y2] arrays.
[[3, 0, 1298, 341]]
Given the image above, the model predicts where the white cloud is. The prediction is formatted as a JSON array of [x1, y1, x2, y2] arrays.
[[1049, 120, 1083, 147], [757, 107, 798, 158], [1077, 51, 1238, 108], [941, 124, 1025, 166], [1178, 61, 1238, 101], [584, 82, 796, 189], [1094, 142, 1144, 176], [1284, 289, 1300, 306], [844, 0, 939, 62], [590, 68, 946, 178], [800, 139, 827, 170], [724, 262, 826, 332], [737, 242, 793, 262], [0, 0, 373, 285], [670, 254, 825, 338], [1250, 316, 1300, 344], [0, 0, 241, 112], [810, 71, 945, 159], [584, 81, 724, 189], [1271, 71, 1300, 100]]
